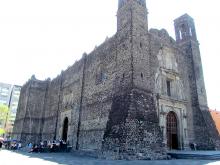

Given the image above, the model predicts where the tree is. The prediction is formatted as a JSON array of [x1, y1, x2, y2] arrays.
[[0, 128, 5, 135], [0, 104, 9, 129]]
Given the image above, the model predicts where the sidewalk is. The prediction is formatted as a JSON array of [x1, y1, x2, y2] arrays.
[[1, 149, 220, 165]]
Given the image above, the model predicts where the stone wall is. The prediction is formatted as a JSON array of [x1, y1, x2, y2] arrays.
[[13, 83, 30, 140], [102, 88, 167, 160], [41, 76, 61, 141], [13, 77, 49, 144], [78, 36, 117, 150]]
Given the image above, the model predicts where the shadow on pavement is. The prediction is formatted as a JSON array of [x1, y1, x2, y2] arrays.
[[7, 149, 220, 165]]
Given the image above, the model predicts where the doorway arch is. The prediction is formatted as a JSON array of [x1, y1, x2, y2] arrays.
[[62, 117, 69, 142], [167, 111, 179, 150]]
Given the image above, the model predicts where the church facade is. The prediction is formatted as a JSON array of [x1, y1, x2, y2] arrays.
[[13, 0, 219, 159]]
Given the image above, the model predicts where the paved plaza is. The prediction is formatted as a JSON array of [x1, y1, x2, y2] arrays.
[[1, 149, 220, 165]]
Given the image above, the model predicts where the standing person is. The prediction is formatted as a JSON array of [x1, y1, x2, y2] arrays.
[[28, 142, 33, 152], [18, 142, 22, 150], [0, 141, 2, 149]]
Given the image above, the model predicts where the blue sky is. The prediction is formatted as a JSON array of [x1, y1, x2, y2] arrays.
[[0, 0, 219, 110]]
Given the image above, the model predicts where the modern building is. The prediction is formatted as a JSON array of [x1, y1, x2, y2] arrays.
[[13, 0, 219, 160], [7, 85, 21, 134], [0, 82, 13, 106], [0, 83, 13, 130], [0, 82, 21, 136], [210, 109, 220, 135]]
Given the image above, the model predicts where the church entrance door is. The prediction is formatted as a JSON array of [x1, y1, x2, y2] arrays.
[[167, 111, 178, 150], [62, 117, 69, 142]]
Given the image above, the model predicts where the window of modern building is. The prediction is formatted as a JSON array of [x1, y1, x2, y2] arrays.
[[0, 100, 7, 104], [1, 92, 8, 97]]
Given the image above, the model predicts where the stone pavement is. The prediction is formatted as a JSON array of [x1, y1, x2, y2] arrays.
[[1, 149, 220, 165]]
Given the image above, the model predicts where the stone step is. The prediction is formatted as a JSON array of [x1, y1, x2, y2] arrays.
[[168, 151, 220, 160], [72, 149, 99, 158]]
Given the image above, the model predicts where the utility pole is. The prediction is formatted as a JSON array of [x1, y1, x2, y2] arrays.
[[4, 86, 13, 138]]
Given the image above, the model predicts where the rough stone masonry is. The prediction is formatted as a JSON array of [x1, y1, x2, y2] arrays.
[[13, 0, 219, 160]]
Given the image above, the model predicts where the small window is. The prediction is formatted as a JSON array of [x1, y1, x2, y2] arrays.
[[140, 42, 143, 48], [96, 71, 107, 85], [181, 24, 186, 32], [166, 80, 171, 96], [201, 88, 204, 94]]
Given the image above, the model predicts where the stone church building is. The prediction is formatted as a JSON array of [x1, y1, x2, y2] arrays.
[[13, 0, 219, 159]]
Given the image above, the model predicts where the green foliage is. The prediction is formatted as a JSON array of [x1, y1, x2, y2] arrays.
[[0, 128, 5, 135], [0, 104, 9, 126]]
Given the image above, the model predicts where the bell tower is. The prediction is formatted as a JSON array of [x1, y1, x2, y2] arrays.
[[174, 14, 198, 43], [117, 0, 148, 32], [174, 14, 219, 149], [174, 14, 207, 107], [118, 0, 146, 9]]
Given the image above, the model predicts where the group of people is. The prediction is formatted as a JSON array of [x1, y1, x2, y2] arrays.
[[3, 141, 22, 150], [0, 138, 72, 153], [28, 140, 71, 153]]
